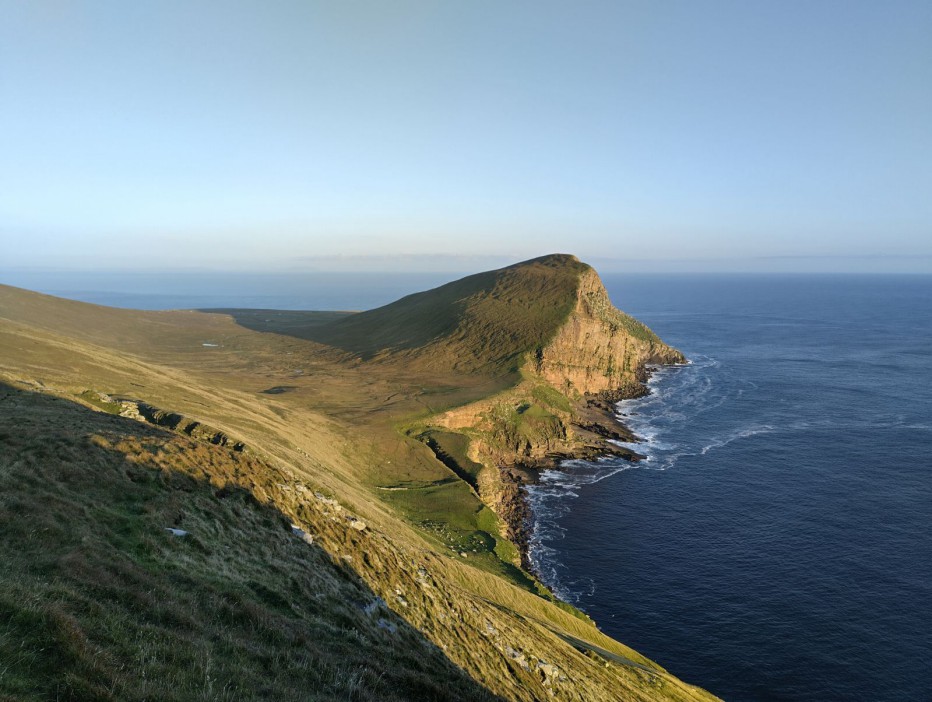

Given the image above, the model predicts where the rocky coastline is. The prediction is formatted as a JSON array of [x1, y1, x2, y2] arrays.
[[495, 371, 663, 574], [420, 259, 686, 579]]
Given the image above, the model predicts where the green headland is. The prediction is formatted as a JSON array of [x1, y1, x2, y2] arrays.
[[0, 254, 715, 701]]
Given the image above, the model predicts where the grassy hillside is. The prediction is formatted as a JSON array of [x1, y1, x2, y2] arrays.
[[0, 257, 717, 702], [299, 254, 589, 372], [0, 383, 500, 702], [0, 379, 717, 702]]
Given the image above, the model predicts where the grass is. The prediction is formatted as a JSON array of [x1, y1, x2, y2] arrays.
[[77, 390, 123, 414], [290, 254, 589, 373], [0, 384, 502, 702], [419, 430, 485, 488], [203, 309, 355, 340], [376, 479, 523, 580], [482, 400, 566, 455], [0, 383, 718, 702], [531, 384, 573, 413]]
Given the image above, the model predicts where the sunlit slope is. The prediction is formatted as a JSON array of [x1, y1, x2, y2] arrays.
[[0, 381, 718, 701], [305, 254, 587, 372], [303, 253, 683, 396], [0, 383, 501, 702]]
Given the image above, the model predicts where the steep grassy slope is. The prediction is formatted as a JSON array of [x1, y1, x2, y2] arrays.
[[0, 383, 500, 702], [302, 254, 588, 373], [327, 255, 686, 557], [297, 254, 682, 389], [0, 381, 717, 702], [0, 258, 718, 701]]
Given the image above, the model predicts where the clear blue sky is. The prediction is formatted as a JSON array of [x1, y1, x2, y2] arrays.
[[1, 1, 930, 272]]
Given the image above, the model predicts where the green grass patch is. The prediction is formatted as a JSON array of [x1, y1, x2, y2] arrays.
[[531, 384, 573, 413], [418, 430, 485, 488], [0, 385, 501, 702], [475, 507, 521, 565], [77, 390, 122, 414], [379, 483, 539, 591], [291, 255, 587, 374]]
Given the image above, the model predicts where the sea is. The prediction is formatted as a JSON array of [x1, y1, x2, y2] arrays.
[[6, 270, 931, 701], [528, 274, 932, 702]]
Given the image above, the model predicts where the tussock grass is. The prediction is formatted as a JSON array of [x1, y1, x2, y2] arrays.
[[530, 384, 573, 413], [0, 384, 719, 702], [0, 384, 502, 702]]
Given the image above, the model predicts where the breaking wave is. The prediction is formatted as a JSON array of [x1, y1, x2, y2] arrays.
[[526, 352, 768, 602]]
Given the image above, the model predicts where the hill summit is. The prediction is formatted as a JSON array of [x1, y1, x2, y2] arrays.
[[318, 255, 687, 565], [309, 254, 684, 392]]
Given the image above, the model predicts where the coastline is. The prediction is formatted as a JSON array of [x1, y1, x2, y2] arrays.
[[499, 366, 667, 574]]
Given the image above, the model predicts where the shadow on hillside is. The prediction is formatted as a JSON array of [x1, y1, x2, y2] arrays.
[[0, 381, 504, 702], [198, 308, 355, 342], [199, 269, 501, 361]]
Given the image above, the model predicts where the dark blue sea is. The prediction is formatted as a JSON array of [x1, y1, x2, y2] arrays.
[[528, 274, 932, 701], [7, 271, 932, 700]]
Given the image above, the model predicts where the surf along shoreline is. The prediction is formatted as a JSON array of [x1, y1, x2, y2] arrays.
[[497, 362, 682, 577]]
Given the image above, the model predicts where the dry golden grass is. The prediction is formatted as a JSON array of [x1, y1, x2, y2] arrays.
[[0, 384, 503, 701]]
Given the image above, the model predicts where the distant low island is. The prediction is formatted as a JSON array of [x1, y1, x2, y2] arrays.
[[0, 255, 713, 701]]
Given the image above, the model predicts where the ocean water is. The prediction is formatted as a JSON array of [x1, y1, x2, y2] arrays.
[[0, 270, 456, 311], [528, 274, 932, 701]]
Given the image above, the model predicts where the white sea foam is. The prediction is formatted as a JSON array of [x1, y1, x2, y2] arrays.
[[530, 351, 738, 599], [528, 456, 664, 599], [699, 425, 775, 455], [528, 351, 791, 600]]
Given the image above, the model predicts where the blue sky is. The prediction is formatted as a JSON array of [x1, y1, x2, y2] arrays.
[[1, 1, 930, 272]]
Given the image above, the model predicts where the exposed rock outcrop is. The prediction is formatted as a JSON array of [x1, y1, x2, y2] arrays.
[[82, 392, 250, 452], [427, 262, 684, 566], [535, 267, 684, 397]]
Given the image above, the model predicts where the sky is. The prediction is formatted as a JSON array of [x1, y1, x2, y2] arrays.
[[1, 1, 931, 273]]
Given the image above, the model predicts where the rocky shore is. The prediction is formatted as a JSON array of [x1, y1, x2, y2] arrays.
[[426, 263, 685, 577], [493, 383, 653, 573]]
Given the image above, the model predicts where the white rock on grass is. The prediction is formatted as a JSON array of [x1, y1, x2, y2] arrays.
[[363, 597, 385, 615], [290, 524, 315, 544], [377, 618, 397, 633]]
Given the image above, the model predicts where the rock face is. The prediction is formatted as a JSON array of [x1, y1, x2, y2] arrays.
[[535, 267, 684, 398], [425, 259, 685, 565], [116, 398, 248, 452]]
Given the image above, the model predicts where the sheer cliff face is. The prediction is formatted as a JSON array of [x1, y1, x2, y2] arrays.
[[427, 264, 686, 564], [432, 263, 685, 469], [534, 268, 685, 398]]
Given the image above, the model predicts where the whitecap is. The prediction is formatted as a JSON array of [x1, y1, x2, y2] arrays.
[[699, 425, 775, 455], [528, 351, 735, 600]]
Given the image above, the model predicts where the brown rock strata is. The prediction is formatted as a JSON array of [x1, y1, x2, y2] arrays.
[[432, 265, 685, 570]]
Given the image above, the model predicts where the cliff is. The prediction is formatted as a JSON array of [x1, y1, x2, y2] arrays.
[[402, 256, 685, 564], [535, 266, 685, 397]]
